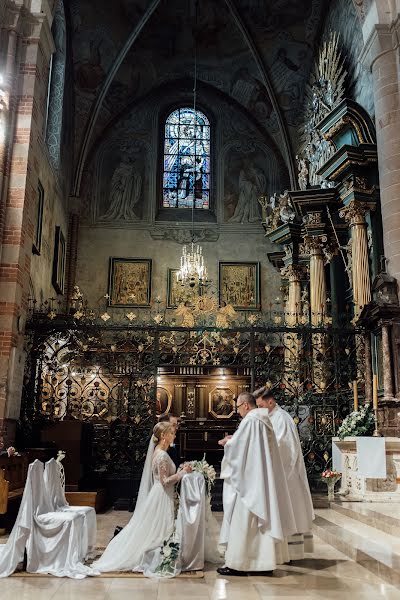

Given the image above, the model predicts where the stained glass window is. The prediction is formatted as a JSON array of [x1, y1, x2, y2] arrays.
[[162, 108, 210, 209]]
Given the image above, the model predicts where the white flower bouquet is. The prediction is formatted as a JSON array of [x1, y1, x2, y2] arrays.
[[183, 455, 216, 496], [337, 403, 375, 439]]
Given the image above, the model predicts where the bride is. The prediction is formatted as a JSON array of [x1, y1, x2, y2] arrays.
[[93, 421, 192, 575]]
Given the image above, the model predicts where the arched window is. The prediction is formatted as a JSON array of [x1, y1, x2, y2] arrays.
[[162, 107, 210, 209], [45, 0, 66, 170]]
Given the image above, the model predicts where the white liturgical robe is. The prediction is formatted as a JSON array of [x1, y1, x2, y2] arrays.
[[268, 405, 315, 557], [220, 408, 296, 572]]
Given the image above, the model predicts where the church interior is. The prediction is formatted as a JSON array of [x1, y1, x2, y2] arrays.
[[1, 0, 400, 596]]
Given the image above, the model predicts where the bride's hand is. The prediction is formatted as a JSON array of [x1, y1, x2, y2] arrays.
[[181, 464, 193, 474]]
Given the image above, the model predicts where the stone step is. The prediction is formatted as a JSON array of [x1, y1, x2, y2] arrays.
[[313, 508, 400, 587], [330, 501, 400, 537]]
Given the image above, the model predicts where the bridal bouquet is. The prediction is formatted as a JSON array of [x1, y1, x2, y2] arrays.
[[184, 456, 216, 496]]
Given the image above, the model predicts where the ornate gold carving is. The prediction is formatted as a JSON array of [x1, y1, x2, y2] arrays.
[[339, 201, 370, 224], [303, 211, 323, 225], [280, 264, 304, 282], [303, 234, 328, 255]]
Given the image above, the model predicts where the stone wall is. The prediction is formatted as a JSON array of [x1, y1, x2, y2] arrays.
[[0, 0, 71, 442]]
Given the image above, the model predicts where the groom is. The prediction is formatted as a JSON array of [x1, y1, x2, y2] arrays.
[[217, 393, 296, 576]]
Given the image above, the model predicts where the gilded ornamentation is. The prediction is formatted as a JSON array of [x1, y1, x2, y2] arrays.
[[299, 32, 347, 186], [215, 303, 236, 328], [339, 201, 370, 224], [280, 264, 303, 282], [303, 211, 322, 225], [260, 190, 296, 233]]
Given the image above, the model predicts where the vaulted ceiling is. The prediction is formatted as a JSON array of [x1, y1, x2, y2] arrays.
[[69, 0, 332, 195]]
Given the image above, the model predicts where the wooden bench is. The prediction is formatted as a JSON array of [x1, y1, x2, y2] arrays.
[[0, 455, 29, 515]]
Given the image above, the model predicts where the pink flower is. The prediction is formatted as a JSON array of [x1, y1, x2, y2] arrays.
[[7, 446, 16, 457]]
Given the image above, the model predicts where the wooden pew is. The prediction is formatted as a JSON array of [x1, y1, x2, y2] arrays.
[[0, 454, 29, 515]]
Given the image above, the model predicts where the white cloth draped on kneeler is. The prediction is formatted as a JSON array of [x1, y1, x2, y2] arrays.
[[356, 437, 386, 478]]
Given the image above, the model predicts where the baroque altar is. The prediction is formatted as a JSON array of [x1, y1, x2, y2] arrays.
[[334, 437, 400, 502]]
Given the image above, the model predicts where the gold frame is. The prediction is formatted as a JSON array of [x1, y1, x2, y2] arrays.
[[208, 386, 235, 419], [156, 386, 172, 416]]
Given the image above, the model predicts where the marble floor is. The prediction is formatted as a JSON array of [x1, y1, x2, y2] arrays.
[[1, 510, 400, 599]]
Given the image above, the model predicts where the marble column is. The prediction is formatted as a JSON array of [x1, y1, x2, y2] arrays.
[[305, 236, 327, 326], [305, 235, 328, 390], [281, 265, 303, 380], [340, 201, 371, 316], [282, 264, 302, 326], [381, 321, 394, 401], [361, 18, 400, 293]]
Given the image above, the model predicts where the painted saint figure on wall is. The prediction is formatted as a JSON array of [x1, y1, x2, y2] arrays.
[[229, 160, 266, 223], [102, 159, 142, 220]]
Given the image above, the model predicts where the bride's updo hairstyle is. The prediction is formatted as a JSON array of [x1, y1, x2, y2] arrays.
[[152, 421, 172, 444]]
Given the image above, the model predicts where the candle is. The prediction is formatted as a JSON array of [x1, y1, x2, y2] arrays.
[[353, 380, 358, 412], [373, 374, 378, 410]]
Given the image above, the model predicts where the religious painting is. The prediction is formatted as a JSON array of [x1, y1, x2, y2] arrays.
[[219, 262, 260, 310], [223, 147, 268, 223], [162, 107, 210, 209], [167, 268, 198, 308], [32, 180, 44, 255], [52, 226, 66, 294], [156, 387, 172, 416], [108, 258, 152, 307], [209, 387, 235, 419]]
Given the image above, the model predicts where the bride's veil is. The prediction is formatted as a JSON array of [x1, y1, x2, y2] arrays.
[[134, 436, 156, 517]]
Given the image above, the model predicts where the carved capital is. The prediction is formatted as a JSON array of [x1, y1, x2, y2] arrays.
[[280, 264, 304, 282], [303, 234, 328, 256], [339, 201, 371, 225]]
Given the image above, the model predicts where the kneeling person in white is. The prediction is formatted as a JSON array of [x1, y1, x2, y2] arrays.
[[217, 393, 296, 576], [254, 387, 315, 558]]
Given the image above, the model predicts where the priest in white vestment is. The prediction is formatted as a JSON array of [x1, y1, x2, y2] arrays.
[[254, 387, 315, 559], [217, 393, 296, 576]]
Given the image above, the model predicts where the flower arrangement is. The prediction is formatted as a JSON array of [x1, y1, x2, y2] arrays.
[[184, 456, 216, 496], [337, 403, 375, 439], [154, 533, 180, 576], [321, 470, 341, 501], [321, 470, 341, 480]]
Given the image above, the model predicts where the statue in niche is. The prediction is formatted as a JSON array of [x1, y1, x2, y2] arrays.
[[101, 159, 142, 220], [296, 155, 308, 191], [229, 160, 266, 223]]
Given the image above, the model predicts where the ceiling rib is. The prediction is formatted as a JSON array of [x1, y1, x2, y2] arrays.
[[224, 0, 296, 188], [72, 0, 161, 197]]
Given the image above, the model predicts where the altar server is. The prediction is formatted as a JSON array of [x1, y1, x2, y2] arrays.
[[254, 387, 315, 558], [217, 393, 296, 576]]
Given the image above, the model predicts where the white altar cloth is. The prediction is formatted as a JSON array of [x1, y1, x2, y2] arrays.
[[356, 437, 386, 478], [332, 437, 400, 502]]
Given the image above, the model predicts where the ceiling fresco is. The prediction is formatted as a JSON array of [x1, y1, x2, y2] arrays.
[[68, 0, 367, 193]]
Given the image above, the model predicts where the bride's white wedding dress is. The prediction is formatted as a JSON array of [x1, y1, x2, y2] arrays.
[[93, 448, 182, 574]]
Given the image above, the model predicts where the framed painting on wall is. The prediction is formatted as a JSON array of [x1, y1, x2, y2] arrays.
[[209, 387, 235, 419], [219, 261, 260, 310], [156, 387, 172, 416], [108, 258, 152, 307], [52, 226, 66, 294], [167, 268, 199, 308]]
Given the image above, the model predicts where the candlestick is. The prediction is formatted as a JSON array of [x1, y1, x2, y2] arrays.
[[353, 380, 358, 412], [372, 374, 382, 437], [372, 374, 378, 410]]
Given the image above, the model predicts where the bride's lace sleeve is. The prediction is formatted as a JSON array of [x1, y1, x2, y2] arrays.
[[156, 452, 183, 487]]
